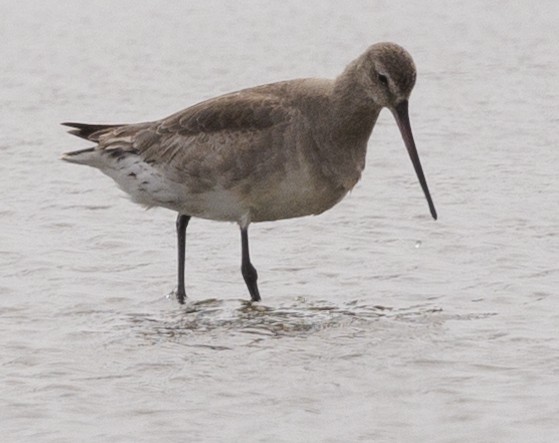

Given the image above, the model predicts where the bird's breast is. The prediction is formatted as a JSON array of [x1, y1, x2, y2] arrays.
[[244, 159, 351, 223]]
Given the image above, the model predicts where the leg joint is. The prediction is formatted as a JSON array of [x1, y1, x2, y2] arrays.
[[241, 261, 258, 282]]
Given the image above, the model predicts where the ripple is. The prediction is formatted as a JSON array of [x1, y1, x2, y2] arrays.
[[119, 298, 447, 344]]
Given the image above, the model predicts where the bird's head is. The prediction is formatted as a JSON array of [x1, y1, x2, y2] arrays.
[[358, 42, 437, 220]]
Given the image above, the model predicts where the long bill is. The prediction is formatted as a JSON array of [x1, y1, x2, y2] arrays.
[[392, 100, 438, 220]]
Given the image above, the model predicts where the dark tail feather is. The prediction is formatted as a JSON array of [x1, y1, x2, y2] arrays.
[[61, 122, 123, 141]]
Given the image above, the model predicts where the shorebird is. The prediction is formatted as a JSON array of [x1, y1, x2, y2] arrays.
[[62, 42, 437, 303]]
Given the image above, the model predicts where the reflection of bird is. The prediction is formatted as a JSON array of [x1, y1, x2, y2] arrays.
[[62, 42, 437, 303]]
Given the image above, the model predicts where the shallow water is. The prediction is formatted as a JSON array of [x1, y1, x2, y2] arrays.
[[1, 0, 559, 441]]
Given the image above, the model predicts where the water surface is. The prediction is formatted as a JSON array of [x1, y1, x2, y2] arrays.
[[1, 1, 558, 441]]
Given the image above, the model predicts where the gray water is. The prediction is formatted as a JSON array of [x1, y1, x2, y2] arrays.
[[1, 0, 558, 441]]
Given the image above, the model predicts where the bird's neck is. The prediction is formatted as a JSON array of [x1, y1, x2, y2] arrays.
[[330, 59, 381, 145], [306, 63, 381, 191]]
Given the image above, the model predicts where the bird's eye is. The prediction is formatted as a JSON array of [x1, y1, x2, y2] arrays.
[[378, 74, 389, 86]]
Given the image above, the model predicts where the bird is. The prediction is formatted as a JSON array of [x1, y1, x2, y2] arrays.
[[61, 42, 437, 304]]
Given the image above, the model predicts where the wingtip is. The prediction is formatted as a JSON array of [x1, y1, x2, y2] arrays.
[[61, 122, 82, 129], [61, 122, 89, 140], [61, 122, 124, 141]]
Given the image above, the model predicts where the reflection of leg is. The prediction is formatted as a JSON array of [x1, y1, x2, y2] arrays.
[[240, 226, 261, 302], [176, 214, 191, 303]]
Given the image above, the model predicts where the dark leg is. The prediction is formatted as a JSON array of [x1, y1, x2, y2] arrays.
[[240, 226, 261, 302], [176, 214, 191, 304]]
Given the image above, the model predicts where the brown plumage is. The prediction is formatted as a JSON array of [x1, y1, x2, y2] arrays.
[[62, 42, 437, 303]]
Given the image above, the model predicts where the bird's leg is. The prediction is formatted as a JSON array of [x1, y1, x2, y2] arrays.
[[175, 214, 191, 304], [240, 226, 261, 302]]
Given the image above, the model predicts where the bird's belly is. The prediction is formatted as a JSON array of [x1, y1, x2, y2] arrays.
[[247, 166, 349, 222], [100, 155, 245, 220], [100, 154, 348, 224]]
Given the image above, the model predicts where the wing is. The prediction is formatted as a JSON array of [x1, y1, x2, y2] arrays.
[[142, 90, 295, 159], [132, 89, 302, 190], [64, 84, 306, 191]]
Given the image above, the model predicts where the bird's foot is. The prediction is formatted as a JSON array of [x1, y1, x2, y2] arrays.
[[174, 287, 187, 304], [250, 290, 261, 302]]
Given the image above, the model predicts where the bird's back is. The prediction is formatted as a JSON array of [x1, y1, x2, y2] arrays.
[[62, 78, 356, 224]]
